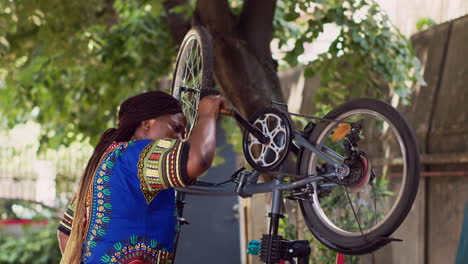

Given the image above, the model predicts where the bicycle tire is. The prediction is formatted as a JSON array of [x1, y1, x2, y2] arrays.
[[171, 26, 214, 139], [297, 98, 420, 255]]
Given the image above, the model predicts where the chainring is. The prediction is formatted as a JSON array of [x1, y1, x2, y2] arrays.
[[242, 107, 293, 172]]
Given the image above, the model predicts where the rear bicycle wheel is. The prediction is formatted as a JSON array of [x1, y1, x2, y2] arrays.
[[297, 98, 420, 254], [171, 26, 213, 139]]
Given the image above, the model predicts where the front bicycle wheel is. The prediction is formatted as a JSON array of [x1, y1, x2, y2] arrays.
[[171, 26, 213, 139], [297, 98, 420, 254]]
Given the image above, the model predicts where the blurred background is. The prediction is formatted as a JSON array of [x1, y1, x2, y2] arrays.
[[0, 0, 467, 263]]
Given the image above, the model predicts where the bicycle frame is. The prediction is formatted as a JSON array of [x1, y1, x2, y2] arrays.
[[175, 131, 349, 197]]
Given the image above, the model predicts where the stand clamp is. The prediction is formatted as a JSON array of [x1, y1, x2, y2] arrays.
[[259, 234, 311, 264]]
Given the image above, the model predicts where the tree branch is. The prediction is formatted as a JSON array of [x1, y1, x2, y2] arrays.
[[213, 37, 283, 117], [163, 0, 191, 45], [98, 0, 120, 27], [194, 0, 235, 35], [239, 0, 276, 59]]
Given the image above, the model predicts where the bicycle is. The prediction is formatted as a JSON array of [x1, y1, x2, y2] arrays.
[[170, 26, 420, 264]]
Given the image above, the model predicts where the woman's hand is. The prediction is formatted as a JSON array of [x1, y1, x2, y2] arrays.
[[198, 95, 226, 119]]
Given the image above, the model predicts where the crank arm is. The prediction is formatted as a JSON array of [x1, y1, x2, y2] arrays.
[[220, 107, 269, 144]]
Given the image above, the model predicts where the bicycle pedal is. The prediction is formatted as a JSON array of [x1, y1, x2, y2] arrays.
[[247, 240, 262, 256]]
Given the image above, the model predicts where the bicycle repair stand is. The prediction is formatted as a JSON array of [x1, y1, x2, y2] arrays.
[[172, 192, 190, 264], [249, 168, 311, 264]]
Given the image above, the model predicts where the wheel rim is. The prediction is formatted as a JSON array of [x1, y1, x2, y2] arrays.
[[172, 35, 203, 139], [307, 109, 408, 236]]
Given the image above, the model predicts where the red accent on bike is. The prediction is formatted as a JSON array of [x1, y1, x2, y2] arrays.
[[352, 155, 369, 189], [335, 253, 345, 264]]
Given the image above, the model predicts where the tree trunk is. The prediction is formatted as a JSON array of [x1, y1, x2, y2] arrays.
[[163, 3, 285, 262], [164, 0, 284, 118]]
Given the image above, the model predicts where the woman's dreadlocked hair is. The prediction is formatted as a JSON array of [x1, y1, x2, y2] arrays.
[[61, 91, 182, 264]]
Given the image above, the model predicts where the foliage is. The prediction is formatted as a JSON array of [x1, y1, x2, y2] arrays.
[[278, 213, 297, 240], [416, 17, 436, 31], [0, 198, 61, 264], [274, 0, 424, 106], [220, 116, 244, 154], [0, 0, 423, 148], [0, 199, 59, 220], [0, 221, 62, 264], [0, 0, 176, 147]]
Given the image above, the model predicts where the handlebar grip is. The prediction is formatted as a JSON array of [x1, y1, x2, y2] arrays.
[[220, 107, 235, 116]]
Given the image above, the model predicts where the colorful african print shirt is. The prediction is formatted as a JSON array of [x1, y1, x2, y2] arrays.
[[58, 139, 194, 264]]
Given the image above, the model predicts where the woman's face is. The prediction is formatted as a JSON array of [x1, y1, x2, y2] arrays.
[[137, 113, 187, 140]]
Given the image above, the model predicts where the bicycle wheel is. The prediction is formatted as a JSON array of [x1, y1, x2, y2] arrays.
[[297, 98, 420, 254], [171, 26, 213, 139]]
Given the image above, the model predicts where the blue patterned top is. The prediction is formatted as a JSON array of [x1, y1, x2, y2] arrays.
[[59, 138, 193, 264]]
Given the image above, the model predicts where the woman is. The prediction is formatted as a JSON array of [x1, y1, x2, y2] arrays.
[[57, 91, 224, 263]]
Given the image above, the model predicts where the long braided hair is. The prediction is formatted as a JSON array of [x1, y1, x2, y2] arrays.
[[61, 91, 183, 263]]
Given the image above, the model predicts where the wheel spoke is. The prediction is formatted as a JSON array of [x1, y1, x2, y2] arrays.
[[190, 44, 201, 85], [181, 41, 193, 85], [187, 53, 196, 86], [372, 182, 378, 226], [180, 98, 197, 112], [344, 186, 366, 239]]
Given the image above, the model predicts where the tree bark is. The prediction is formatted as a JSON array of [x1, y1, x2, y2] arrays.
[[163, 0, 191, 44], [164, 0, 284, 118]]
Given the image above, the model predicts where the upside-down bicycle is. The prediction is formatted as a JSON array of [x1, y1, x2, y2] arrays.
[[170, 26, 420, 264]]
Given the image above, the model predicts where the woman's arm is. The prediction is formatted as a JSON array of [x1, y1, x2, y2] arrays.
[[187, 95, 224, 178]]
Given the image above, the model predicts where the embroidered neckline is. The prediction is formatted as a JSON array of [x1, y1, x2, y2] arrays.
[[106, 141, 135, 152]]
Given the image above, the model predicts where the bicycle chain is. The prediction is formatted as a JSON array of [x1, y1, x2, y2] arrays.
[[284, 111, 358, 125]]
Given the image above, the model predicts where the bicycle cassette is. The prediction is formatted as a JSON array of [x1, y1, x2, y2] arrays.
[[243, 107, 292, 172]]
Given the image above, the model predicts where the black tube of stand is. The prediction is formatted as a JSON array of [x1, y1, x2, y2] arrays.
[[172, 192, 186, 264]]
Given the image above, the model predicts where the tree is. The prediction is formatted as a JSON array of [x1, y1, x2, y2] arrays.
[[0, 0, 422, 147]]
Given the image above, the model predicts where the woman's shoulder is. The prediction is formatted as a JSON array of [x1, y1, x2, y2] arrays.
[[106, 138, 185, 158]]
